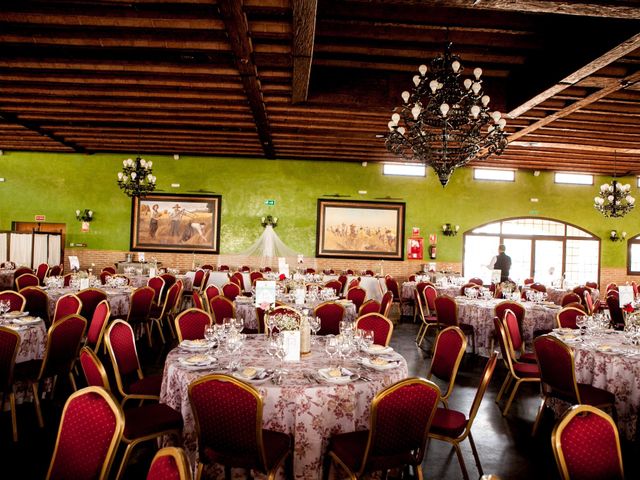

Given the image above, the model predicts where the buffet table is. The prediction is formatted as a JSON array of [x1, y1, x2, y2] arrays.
[[160, 335, 408, 479]]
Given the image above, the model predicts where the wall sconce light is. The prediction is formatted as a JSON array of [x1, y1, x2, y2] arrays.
[[609, 230, 626, 242], [442, 223, 460, 236], [76, 209, 93, 232]]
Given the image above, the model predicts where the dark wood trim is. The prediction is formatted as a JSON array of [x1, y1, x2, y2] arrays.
[[292, 0, 317, 104]]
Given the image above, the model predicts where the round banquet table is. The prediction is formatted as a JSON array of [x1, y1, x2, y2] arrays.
[[160, 335, 408, 479], [234, 298, 357, 331], [46, 286, 133, 317], [454, 297, 560, 356], [551, 329, 640, 440], [126, 273, 194, 291], [401, 282, 463, 316]]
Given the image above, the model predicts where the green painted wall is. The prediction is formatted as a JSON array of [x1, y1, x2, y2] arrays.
[[0, 151, 637, 268]]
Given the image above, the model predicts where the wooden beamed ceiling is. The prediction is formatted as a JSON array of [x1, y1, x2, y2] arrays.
[[0, 0, 638, 174]]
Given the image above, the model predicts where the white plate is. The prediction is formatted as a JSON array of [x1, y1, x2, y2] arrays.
[[233, 367, 272, 383], [317, 368, 352, 384], [12, 316, 41, 325], [361, 357, 400, 371], [178, 354, 216, 367], [180, 339, 212, 351], [364, 345, 393, 355], [3, 311, 28, 318]]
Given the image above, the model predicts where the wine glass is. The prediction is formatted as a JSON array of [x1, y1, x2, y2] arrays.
[[266, 335, 279, 361], [310, 316, 321, 342], [274, 335, 287, 375], [363, 330, 375, 351], [233, 318, 244, 333], [204, 325, 216, 353], [266, 315, 278, 338], [575, 315, 587, 335], [324, 334, 338, 367]]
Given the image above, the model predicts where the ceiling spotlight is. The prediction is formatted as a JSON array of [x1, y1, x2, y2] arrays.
[[173, 154, 180, 160]]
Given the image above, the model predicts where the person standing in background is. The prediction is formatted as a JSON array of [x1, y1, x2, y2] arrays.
[[491, 244, 512, 282]]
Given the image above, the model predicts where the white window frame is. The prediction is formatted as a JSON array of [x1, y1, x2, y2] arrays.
[[554, 172, 593, 185], [473, 168, 515, 182], [382, 163, 426, 177]]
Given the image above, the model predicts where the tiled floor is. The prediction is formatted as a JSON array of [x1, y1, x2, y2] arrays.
[[2, 322, 638, 479]]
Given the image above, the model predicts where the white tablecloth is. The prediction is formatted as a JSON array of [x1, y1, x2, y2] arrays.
[[160, 335, 408, 479]]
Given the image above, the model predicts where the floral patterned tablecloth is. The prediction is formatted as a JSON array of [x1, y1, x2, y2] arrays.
[[400, 282, 461, 316], [127, 274, 193, 291], [454, 297, 560, 356], [46, 287, 132, 317], [0, 269, 15, 289], [160, 335, 408, 479], [234, 299, 357, 331], [551, 329, 640, 440]]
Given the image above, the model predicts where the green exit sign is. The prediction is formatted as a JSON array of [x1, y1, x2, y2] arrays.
[[265, 200, 276, 206]]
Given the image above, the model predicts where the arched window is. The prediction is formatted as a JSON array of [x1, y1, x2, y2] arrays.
[[463, 217, 600, 285], [627, 234, 640, 274]]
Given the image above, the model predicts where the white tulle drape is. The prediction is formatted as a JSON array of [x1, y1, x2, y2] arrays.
[[235, 225, 298, 261], [10, 233, 32, 267], [0, 233, 7, 263]]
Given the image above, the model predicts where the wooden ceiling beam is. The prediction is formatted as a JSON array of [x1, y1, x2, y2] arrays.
[[509, 68, 640, 143], [291, 0, 317, 104], [349, 0, 640, 20], [217, 0, 275, 158], [508, 32, 640, 118], [0, 109, 83, 152]]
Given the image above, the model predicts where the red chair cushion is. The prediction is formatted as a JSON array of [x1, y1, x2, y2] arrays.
[[328, 430, 368, 472], [123, 403, 183, 439], [430, 408, 468, 438], [128, 374, 163, 396], [146, 455, 181, 480], [203, 429, 290, 471], [519, 351, 538, 364], [513, 361, 540, 378]]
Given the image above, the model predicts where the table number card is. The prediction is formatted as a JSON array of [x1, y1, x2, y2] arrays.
[[283, 330, 301, 362], [295, 287, 305, 305], [255, 280, 276, 307], [149, 267, 156, 278], [491, 269, 502, 284], [619, 285, 634, 306], [79, 277, 90, 290], [68, 256, 80, 271]]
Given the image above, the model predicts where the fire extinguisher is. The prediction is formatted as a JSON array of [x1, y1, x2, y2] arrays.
[[429, 244, 437, 259]]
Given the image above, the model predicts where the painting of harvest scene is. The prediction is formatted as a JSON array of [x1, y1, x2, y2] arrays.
[[131, 194, 221, 253], [316, 199, 405, 260]]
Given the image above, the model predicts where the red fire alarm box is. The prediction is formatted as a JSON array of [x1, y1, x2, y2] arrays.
[[407, 237, 424, 260]]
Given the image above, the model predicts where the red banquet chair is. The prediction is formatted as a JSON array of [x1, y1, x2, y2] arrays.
[[159, 273, 177, 302], [100, 271, 112, 285], [551, 404, 624, 480], [459, 282, 480, 296], [15, 290, 44, 322], [530, 282, 547, 293], [78, 347, 184, 480], [192, 291, 205, 311], [379, 290, 394, 318], [493, 300, 525, 345], [240, 265, 251, 273], [15, 314, 87, 427], [76, 287, 108, 322], [46, 386, 124, 480], [427, 353, 498, 480], [86, 299, 111, 353], [222, 281, 242, 301], [493, 316, 540, 417], [606, 295, 625, 329], [62, 273, 73, 287], [147, 276, 166, 306], [35, 263, 49, 285], [52, 293, 82, 323], [358, 299, 381, 317], [306, 267, 316, 274], [427, 326, 467, 408], [356, 312, 394, 346], [324, 280, 343, 295], [230, 271, 246, 292], [502, 309, 537, 363], [555, 306, 586, 329], [217, 265, 230, 272], [203, 284, 222, 310], [125, 286, 156, 346], [561, 292, 581, 307], [105, 319, 163, 407], [0, 290, 26, 312], [147, 447, 192, 480], [314, 301, 345, 335], [0, 326, 21, 441], [468, 277, 484, 286], [346, 286, 367, 312], [150, 280, 183, 341], [191, 269, 209, 293], [102, 266, 116, 275], [532, 335, 616, 436], [250, 271, 264, 286], [189, 374, 292, 480], [209, 295, 236, 325], [337, 274, 348, 292], [12, 267, 33, 289], [347, 278, 360, 291], [434, 295, 476, 354], [324, 377, 441, 480], [48, 264, 63, 277], [15, 273, 39, 291], [175, 308, 212, 342], [415, 287, 439, 349]]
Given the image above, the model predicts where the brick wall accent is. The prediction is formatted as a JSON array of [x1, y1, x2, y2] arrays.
[[65, 248, 462, 282]]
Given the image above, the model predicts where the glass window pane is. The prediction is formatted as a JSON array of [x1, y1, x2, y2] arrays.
[[534, 240, 563, 285], [383, 163, 426, 176], [630, 243, 640, 273], [474, 168, 515, 182], [502, 218, 565, 236], [565, 239, 599, 286], [566, 225, 592, 238], [464, 235, 500, 284], [554, 172, 593, 185], [503, 238, 532, 284], [473, 222, 501, 234]]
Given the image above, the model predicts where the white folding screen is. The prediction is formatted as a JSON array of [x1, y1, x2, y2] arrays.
[[0, 233, 7, 263], [48, 235, 61, 265], [9, 233, 33, 267]]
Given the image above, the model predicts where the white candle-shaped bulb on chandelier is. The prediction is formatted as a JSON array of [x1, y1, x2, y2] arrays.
[[498, 118, 507, 129], [75, 209, 80, 216], [413, 75, 420, 86], [470, 105, 480, 118], [491, 111, 502, 123], [412, 104, 421, 120], [452, 60, 461, 73], [481, 95, 490, 106], [391, 113, 400, 124], [440, 103, 450, 116], [429, 80, 438, 93], [473, 67, 482, 79], [418, 64, 427, 76], [401, 91, 410, 103], [397, 127, 406, 135], [471, 82, 481, 94], [131, 172, 137, 180], [464, 79, 472, 90]]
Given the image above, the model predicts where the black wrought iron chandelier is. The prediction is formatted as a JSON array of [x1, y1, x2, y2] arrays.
[[594, 180, 635, 218], [385, 43, 508, 186], [116, 157, 157, 197]]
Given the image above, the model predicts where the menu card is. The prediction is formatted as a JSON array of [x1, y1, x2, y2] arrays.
[[283, 330, 301, 362], [255, 280, 276, 307], [619, 285, 634, 307], [79, 278, 90, 290], [491, 269, 501, 284], [295, 287, 305, 305], [68, 256, 80, 271]]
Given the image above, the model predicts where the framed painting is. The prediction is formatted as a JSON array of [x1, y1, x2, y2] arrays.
[[130, 194, 221, 253], [316, 199, 406, 260]]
